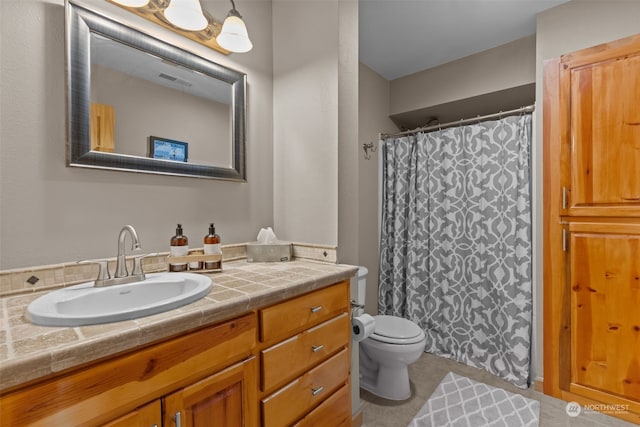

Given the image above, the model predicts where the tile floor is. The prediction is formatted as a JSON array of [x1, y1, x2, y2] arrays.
[[359, 352, 636, 427]]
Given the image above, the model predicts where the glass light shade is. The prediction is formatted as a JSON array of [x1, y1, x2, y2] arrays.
[[111, 0, 150, 6], [217, 15, 253, 53], [164, 0, 208, 31]]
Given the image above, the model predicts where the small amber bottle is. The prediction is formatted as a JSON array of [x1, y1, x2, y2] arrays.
[[169, 224, 189, 272], [203, 223, 222, 270]]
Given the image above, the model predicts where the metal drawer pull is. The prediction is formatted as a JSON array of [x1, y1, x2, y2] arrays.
[[173, 411, 182, 427], [312, 344, 324, 353], [312, 386, 324, 396], [310, 305, 323, 313]]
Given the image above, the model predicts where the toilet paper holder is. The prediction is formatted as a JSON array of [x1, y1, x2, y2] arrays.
[[350, 299, 364, 317]]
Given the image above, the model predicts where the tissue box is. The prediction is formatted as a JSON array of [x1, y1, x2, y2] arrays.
[[246, 241, 292, 262]]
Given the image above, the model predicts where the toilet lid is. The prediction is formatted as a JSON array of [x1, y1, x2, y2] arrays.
[[370, 315, 425, 344]]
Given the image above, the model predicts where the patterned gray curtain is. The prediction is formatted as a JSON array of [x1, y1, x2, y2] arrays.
[[379, 114, 532, 388]]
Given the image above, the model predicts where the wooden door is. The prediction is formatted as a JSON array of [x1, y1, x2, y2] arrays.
[[569, 222, 640, 408], [544, 32, 640, 424], [90, 103, 115, 153], [560, 34, 640, 217], [101, 400, 161, 427], [164, 357, 257, 427]]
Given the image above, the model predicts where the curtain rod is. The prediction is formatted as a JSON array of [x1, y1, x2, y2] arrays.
[[380, 104, 535, 140]]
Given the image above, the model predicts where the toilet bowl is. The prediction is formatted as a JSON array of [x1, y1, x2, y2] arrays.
[[359, 314, 426, 400]]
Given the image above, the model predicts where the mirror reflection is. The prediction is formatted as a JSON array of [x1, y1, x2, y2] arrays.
[[67, 2, 246, 180], [91, 33, 232, 167]]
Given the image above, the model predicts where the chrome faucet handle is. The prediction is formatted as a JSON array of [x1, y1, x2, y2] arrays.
[[77, 259, 111, 286], [131, 252, 158, 277]]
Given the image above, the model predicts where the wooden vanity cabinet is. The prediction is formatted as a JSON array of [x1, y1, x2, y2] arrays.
[[544, 32, 640, 424], [163, 356, 257, 427], [103, 357, 257, 427], [0, 313, 257, 427], [0, 278, 356, 427], [102, 401, 162, 427], [258, 280, 352, 427]]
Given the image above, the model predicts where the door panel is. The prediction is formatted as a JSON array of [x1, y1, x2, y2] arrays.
[[566, 51, 640, 214], [164, 357, 257, 427], [101, 400, 161, 427], [570, 224, 640, 401]]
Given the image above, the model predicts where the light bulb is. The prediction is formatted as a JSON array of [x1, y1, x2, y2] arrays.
[[164, 0, 208, 31], [217, 14, 253, 53]]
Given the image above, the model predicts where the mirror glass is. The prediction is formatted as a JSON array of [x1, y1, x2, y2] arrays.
[[66, 2, 246, 180]]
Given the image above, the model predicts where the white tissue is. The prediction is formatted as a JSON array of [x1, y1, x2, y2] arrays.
[[257, 227, 277, 244]]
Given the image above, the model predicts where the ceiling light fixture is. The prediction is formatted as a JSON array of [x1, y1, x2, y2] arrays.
[[163, 0, 208, 31], [108, 0, 252, 54], [216, 0, 253, 53]]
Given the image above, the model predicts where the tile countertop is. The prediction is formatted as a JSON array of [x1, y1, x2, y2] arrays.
[[0, 259, 358, 393]]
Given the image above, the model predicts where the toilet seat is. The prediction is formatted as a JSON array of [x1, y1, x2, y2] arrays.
[[369, 315, 425, 345]]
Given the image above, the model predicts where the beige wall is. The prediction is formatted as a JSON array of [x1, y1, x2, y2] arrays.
[[272, 0, 359, 254], [533, 0, 640, 381], [0, 0, 274, 269], [389, 35, 536, 117], [272, 0, 340, 246], [358, 63, 398, 315], [337, 0, 360, 265], [0, 0, 360, 270]]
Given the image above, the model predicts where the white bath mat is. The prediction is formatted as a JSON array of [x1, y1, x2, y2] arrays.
[[408, 372, 540, 427]]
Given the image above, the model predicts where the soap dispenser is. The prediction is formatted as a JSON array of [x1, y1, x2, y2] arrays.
[[203, 223, 222, 270], [169, 224, 189, 272]]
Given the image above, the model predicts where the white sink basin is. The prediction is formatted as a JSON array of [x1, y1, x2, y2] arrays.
[[26, 272, 212, 327]]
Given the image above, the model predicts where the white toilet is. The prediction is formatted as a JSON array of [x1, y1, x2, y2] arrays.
[[355, 267, 427, 401]]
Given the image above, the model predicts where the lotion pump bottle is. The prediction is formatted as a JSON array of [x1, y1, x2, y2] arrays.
[[204, 223, 222, 270], [169, 224, 189, 272]]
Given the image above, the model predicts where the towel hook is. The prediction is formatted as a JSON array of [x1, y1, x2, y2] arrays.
[[363, 142, 377, 160]]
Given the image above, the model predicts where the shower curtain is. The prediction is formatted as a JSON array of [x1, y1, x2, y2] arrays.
[[378, 114, 532, 388]]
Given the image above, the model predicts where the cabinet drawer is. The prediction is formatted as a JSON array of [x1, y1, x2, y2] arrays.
[[259, 281, 349, 343], [261, 313, 349, 392], [261, 348, 350, 427], [292, 383, 351, 427]]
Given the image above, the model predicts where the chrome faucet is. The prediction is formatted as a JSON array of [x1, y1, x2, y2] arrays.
[[115, 225, 142, 278], [80, 225, 148, 287]]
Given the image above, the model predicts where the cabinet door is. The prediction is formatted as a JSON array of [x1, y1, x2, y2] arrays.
[[101, 400, 161, 427], [561, 34, 640, 216], [569, 222, 640, 409], [164, 357, 257, 427]]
